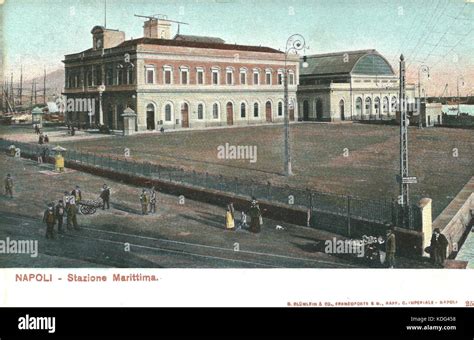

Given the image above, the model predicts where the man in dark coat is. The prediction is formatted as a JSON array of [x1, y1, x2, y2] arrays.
[[385, 228, 396, 268], [430, 228, 449, 267], [100, 184, 110, 210], [4, 174, 13, 198], [55, 200, 65, 234], [248, 198, 262, 233], [43, 203, 56, 239]]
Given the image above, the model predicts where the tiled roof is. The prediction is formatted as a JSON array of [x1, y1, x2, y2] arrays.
[[173, 34, 225, 44], [118, 37, 283, 54]]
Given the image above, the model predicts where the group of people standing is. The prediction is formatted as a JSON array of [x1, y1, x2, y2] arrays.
[[225, 197, 263, 233], [139, 187, 157, 215], [43, 185, 82, 239]]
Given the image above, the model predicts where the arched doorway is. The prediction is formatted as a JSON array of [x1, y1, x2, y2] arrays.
[[226, 102, 233, 125], [365, 97, 372, 118], [146, 104, 155, 130], [316, 99, 323, 120], [303, 100, 310, 121], [181, 103, 189, 128], [265, 101, 272, 122], [339, 100, 345, 121], [289, 99, 295, 121], [374, 97, 381, 119]]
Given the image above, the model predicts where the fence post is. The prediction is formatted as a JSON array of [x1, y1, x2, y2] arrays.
[[347, 195, 352, 237]]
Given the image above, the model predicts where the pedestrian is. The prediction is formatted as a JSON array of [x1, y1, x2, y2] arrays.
[[37, 147, 43, 164], [149, 186, 157, 214], [225, 205, 235, 231], [44, 134, 49, 143], [55, 199, 65, 234], [34, 124, 40, 134], [140, 189, 149, 215], [237, 211, 249, 230], [248, 197, 262, 233], [43, 203, 56, 239], [100, 184, 110, 209], [4, 174, 13, 198], [66, 194, 79, 230], [430, 228, 449, 268], [42, 147, 49, 163], [38, 134, 44, 144], [71, 185, 82, 203], [71, 126, 75, 136], [385, 228, 396, 268], [160, 127, 165, 133]]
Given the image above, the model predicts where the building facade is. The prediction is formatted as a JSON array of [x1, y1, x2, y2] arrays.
[[297, 50, 416, 122], [63, 20, 299, 131]]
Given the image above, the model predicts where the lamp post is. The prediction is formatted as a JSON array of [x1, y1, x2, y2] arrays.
[[417, 64, 430, 129], [284, 34, 307, 176]]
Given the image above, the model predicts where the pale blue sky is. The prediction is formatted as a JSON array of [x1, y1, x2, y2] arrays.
[[2, 0, 473, 94]]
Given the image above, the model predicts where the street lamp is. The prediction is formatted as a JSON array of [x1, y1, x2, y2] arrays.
[[417, 64, 430, 128], [284, 34, 307, 176]]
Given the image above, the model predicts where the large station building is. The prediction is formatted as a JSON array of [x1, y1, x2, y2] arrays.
[[297, 49, 416, 122], [62, 19, 299, 131]]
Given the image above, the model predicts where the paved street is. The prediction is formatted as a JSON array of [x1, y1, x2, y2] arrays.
[[0, 154, 370, 268]]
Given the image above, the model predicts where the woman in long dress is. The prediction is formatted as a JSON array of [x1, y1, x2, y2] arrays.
[[225, 206, 235, 231], [248, 199, 262, 233]]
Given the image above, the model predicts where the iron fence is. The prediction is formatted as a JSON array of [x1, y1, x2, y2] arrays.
[[1, 138, 421, 231]]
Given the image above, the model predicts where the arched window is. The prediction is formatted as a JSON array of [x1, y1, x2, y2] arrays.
[[339, 99, 345, 120], [240, 103, 246, 118], [391, 96, 397, 113], [356, 97, 362, 116], [365, 97, 372, 116], [374, 97, 381, 116], [278, 101, 283, 116], [253, 102, 259, 117], [383, 97, 389, 115], [213, 103, 219, 119], [316, 99, 323, 120], [165, 104, 172, 121], [197, 104, 204, 120]]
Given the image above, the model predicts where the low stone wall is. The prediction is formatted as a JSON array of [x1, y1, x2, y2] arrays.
[[432, 177, 474, 258]]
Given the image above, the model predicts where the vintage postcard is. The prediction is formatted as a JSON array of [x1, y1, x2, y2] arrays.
[[0, 0, 473, 309]]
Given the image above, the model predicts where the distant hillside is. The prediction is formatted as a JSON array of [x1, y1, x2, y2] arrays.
[[27, 68, 65, 97]]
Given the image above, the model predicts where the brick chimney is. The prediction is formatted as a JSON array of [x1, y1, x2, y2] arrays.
[[143, 19, 171, 39]]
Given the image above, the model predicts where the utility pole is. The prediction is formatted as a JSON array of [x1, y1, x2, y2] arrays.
[[10, 73, 14, 107], [399, 54, 410, 227], [43, 68, 46, 105], [19, 65, 23, 106]]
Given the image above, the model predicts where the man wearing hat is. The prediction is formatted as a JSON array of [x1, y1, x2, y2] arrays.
[[430, 228, 449, 267], [140, 189, 149, 215], [100, 184, 110, 210], [385, 228, 396, 268], [43, 203, 56, 239]]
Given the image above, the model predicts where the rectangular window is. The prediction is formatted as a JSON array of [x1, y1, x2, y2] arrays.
[[240, 72, 246, 85], [253, 72, 259, 85], [212, 71, 219, 85], [198, 105, 204, 119], [278, 73, 283, 85], [289, 73, 295, 85], [240, 104, 246, 118], [164, 69, 172, 84], [226, 71, 233, 85], [197, 70, 204, 85], [181, 70, 188, 85], [266, 72, 271, 85], [146, 68, 154, 84]]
